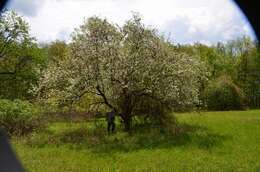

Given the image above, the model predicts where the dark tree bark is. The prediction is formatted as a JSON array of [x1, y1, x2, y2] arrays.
[[96, 85, 117, 112], [122, 114, 132, 131], [96, 85, 135, 131], [120, 90, 134, 131]]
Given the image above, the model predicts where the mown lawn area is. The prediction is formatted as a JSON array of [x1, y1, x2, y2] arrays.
[[11, 110, 260, 172]]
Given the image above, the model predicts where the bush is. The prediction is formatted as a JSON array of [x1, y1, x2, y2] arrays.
[[0, 99, 43, 136], [203, 75, 246, 110], [130, 97, 178, 135]]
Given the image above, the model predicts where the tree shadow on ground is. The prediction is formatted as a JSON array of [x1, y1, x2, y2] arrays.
[[25, 122, 231, 153]]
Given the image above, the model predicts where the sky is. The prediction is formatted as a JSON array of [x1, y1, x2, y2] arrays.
[[5, 0, 256, 45]]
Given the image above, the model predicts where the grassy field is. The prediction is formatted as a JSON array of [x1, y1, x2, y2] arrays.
[[11, 110, 260, 172]]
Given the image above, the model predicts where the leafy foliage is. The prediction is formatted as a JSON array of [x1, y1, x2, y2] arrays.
[[0, 99, 43, 136], [0, 9, 260, 135], [203, 75, 246, 110], [0, 10, 46, 100], [174, 36, 260, 109], [36, 15, 205, 130]]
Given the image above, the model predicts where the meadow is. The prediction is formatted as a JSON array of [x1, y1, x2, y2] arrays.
[[11, 110, 260, 172]]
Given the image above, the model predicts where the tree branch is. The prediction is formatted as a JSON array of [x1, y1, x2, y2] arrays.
[[96, 85, 117, 112], [0, 71, 15, 75]]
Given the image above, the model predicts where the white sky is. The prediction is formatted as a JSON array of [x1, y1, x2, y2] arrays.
[[6, 0, 256, 45]]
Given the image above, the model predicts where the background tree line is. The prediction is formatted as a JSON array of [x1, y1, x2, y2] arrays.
[[173, 37, 260, 110], [0, 10, 259, 134]]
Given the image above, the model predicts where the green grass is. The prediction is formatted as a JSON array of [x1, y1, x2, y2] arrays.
[[11, 110, 260, 172]]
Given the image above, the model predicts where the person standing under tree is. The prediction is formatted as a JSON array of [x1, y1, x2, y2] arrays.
[[106, 110, 116, 133]]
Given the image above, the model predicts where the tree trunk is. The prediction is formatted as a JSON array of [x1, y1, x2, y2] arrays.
[[121, 100, 133, 131], [122, 114, 132, 131]]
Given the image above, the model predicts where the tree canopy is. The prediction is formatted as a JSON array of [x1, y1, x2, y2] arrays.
[[0, 10, 46, 100], [36, 15, 205, 130]]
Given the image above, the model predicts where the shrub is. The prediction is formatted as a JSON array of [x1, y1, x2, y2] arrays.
[[203, 75, 246, 110], [0, 99, 43, 136], [130, 97, 178, 134]]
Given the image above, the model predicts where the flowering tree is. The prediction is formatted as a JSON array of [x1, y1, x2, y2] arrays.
[[36, 15, 205, 130]]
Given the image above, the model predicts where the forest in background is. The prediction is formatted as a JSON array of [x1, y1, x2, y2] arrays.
[[1, 10, 260, 135]]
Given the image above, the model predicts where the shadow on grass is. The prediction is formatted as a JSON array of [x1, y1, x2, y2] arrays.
[[25, 122, 231, 153]]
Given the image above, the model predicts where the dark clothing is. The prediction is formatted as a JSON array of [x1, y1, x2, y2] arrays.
[[106, 111, 116, 133], [106, 111, 115, 122], [107, 121, 115, 133]]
